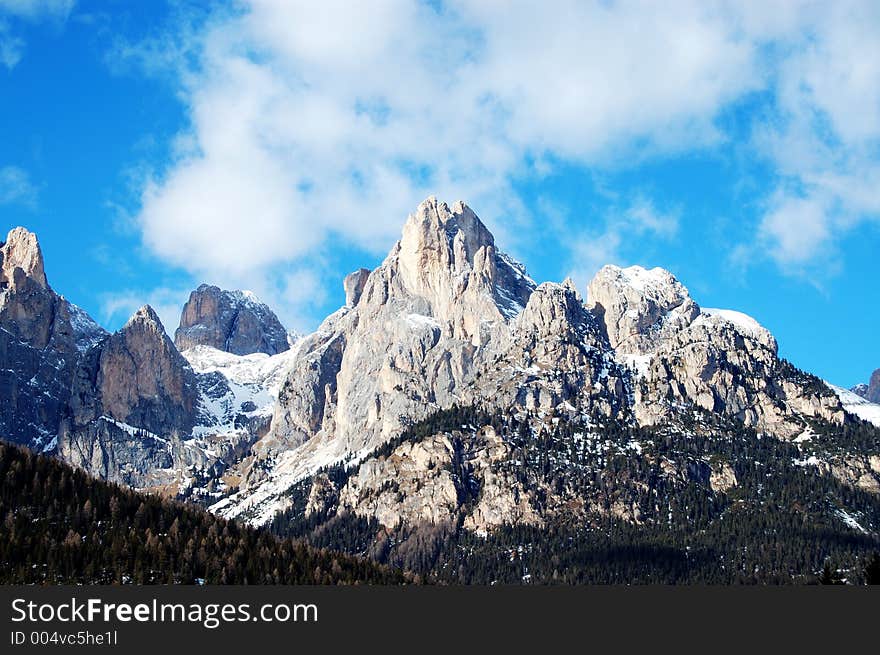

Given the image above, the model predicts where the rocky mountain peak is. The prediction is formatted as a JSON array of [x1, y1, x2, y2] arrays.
[[389, 197, 533, 339], [126, 304, 165, 332], [1, 226, 48, 290], [855, 369, 880, 404], [175, 284, 289, 356], [400, 197, 495, 265], [396, 197, 495, 294], [588, 264, 700, 354], [68, 303, 198, 437], [343, 268, 371, 307]]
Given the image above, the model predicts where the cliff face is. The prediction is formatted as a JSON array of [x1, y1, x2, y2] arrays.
[[67, 306, 199, 435], [58, 305, 203, 488], [175, 285, 289, 356], [0, 228, 106, 450], [0, 202, 870, 532], [213, 199, 848, 525], [587, 265, 843, 438]]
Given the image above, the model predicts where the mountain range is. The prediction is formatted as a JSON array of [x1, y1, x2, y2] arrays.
[[2, 197, 880, 582]]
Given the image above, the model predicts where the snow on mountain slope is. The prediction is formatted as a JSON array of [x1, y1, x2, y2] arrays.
[[828, 383, 880, 427], [699, 308, 766, 339], [185, 342, 302, 437]]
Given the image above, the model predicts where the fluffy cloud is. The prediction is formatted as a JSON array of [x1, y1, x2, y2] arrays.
[[122, 0, 880, 321], [0, 165, 37, 207], [127, 1, 758, 303], [567, 197, 680, 292], [0, 0, 75, 69], [751, 1, 880, 269]]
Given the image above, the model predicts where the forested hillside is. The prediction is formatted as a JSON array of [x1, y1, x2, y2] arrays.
[[271, 406, 880, 584], [0, 441, 406, 584]]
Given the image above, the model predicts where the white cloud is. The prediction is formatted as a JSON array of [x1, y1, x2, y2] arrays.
[[568, 197, 680, 292], [748, 1, 880, 270], [0, 0, 74, 20], [0, 0, 74, 69], [117, 0, 880, 322], [759, 191, 833, 266], [121, 0, 763, 320], [0, 165, 37, 207], [0, 19, 23, 68]]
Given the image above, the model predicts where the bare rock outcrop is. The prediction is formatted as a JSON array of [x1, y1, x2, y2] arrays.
[[175, 284, 289, 356], [710, 462, 738, 493], [58, 305, 201, 487], [337, 426, 541, 533], [588, 264, 700, 355], [343, 268, 370, 307], [0, 227, 106, 449]]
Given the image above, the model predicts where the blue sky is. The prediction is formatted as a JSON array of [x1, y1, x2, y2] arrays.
[[1, 0, 879, 388]]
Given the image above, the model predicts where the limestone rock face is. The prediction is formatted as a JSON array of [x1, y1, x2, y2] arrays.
[[237, 198, 536, 518], [466, 280, 628, 419], [73, 306, 198, 435], [217, 199, 856, 525], [338, 436, 461, 529], [58, 305, 203, 487], [710, 462, 738, 493], [630, 310, 843, 437], [588, 265, 700, 355], [817, 455, 880, 495], [1, 227, 47, 290], [175, 285, 289, 356], [588, 265, 841, 438], [0, 227, 106, 449], [1, 227, 56, 349], [337, 426, 541, 532], [343, 268, 370, 307]]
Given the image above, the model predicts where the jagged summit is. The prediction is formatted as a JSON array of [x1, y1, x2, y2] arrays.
[[0, 206, 869, 535], [214, 198, 845, 525], [398, 197, 496, 268], [175, 284, 289, 356], [388, 197, 534, 338], [125, 304, 165, 331], [852, 369, 880, 404], [587, 263, 700, 354], [1, 226, 48, 290]]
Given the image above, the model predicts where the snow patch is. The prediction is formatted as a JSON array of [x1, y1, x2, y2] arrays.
[[617, 353, 653, 378], [835, 508, 868, 534], [404, 313, 441, 329], [185, 342, 302, 437], [699, 308, 769, 340], [827, 383, 880, 427], [613, 265, 674, 293]]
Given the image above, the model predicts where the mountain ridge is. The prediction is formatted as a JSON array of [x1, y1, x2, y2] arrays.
[[2, 199, 879, 542]]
